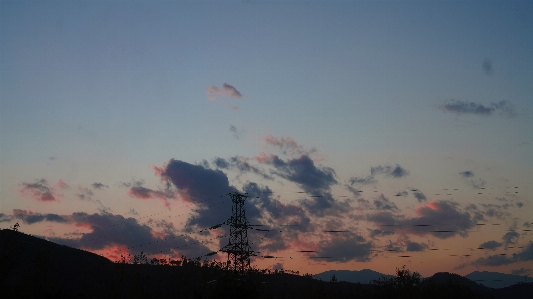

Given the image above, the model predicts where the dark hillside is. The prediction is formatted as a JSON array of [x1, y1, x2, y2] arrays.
[[1, 229, 532, 298]]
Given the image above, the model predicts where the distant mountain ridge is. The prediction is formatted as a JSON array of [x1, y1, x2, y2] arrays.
[[466, 271, 533, 289], [315, 269, 532, 289], [313, 269, 394, 283]]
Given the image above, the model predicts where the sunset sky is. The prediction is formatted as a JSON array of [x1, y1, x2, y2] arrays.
[[1, 0, 532, 278]]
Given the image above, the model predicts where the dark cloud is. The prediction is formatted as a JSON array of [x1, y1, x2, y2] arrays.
[[213, 157, 230, 169], [348, 175, 377, 186], [373, 194, 399, 211], [47, 212, 210, 258], [441, 100, 516, 118], [460, 171, 474, 178], [370, 164, 410, 178], [482, 59, 493, 75], [367, 200, 476, 239], [524, 222, 532, 228], [479, 240, 503, 251], [255, 154, 345, 216], [502, 231, 520, 249], [0, 213, 13, 223], [413, 191, 427, 203], [127, 186, 176, 205], [91, 182, 108, 189], [406, 241, 428, 252], [13, 209, 69, 224], [20, 179, 57, 202], [472, 242, 533, 266], [212, 156, 273, 180], [314, 232, 373, 262], [156, 159, 236, 228], [516, 202, 524, 208]]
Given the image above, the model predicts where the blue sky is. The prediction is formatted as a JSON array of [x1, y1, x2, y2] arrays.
[[1, 0, 532, 277]]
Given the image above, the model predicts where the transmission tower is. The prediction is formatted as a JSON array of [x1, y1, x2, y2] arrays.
[[221, 192, 255, 274]]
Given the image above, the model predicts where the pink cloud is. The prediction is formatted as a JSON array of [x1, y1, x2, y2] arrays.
[[127, 186, 175, 208], [57, 179, 70, 189], [206, 83, 243, 100], [19, 179, 59, 202]]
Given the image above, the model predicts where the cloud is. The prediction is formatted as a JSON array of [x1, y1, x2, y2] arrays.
[[229, 125, 243, 139], [13, 209, 69, 224], [370, 164, 410, 178], [254, 154, 346, 216], [348, 175, 376, 186], [20, 179, 58, 202], [367, 200, 476, 239], [482, 58, 493, 75], [459, 171, 474, 178], [45, 212, 211, 259], [76, 185, 94, 201], [502, 231, 520, 249], [255, 154, 336, 193], [373, 194, 399, 211], [244, 182, 310, 232], [441, 100, 516, 118], [57, 180, 70, 189], [263, 135, 318, 158], [479, 240, 503, 251], [406, 241, 428, 252], [207, 83, 242, 101], [155, 159, 236, 228], [413, 191, 427, 203], [128, 186, 176, 208], [313, 232, 373, 262], [471, 242, 533, 266], [91, 182, 109, 189], [0, 213, 13, 223], [459, 171, 486, 189], [212, 156, 273, 180]]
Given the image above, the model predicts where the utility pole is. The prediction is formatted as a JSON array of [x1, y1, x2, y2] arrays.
[[221, 192, 255, 274]]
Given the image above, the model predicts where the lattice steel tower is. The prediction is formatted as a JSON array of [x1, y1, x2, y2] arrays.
[[221, 192, 255, 273]]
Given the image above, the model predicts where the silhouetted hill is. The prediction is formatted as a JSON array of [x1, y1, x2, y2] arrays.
[[466, 270, 532, 288], [313, 269, 394, 283], [2, 229, 532, 298]]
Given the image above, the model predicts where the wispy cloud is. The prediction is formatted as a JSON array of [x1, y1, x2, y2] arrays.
[[371, 164, 410, 178], [254, 153, 346, 216], [471, 242, 533, 266], [212, 156, 273, 180], [207, 83, 242, 100], [263, 135, 318, 158], [20, 179, 59, 202], [367, 200, 476, 239], [459, 171, 486, 189], [441, 100, 516, 118]]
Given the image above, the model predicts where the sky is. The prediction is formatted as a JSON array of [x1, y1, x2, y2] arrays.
[[1, 0, 532, 278]]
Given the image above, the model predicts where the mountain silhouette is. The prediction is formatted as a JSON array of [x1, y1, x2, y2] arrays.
[[1, 229, 532, 298], [466, 271, 532, 288], [313, 269, 394, 283]]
